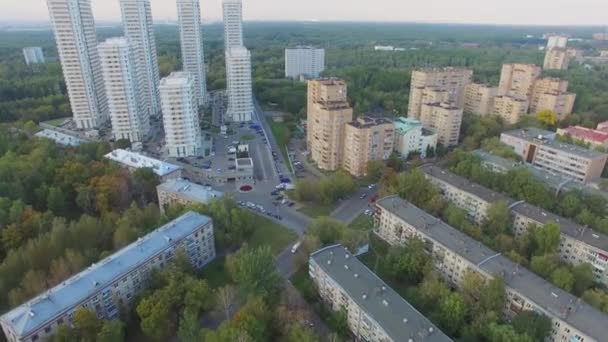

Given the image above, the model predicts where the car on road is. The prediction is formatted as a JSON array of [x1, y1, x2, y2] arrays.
[[291, 241, 302, 254], [275, 195, 284, 201], [228, 166, 236, 170], [360, 194, 368, 200], [364, 209, 371, 216], [368, 184, 376, 189]]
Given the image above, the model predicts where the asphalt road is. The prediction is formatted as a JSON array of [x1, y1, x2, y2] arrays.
[[330, 187, 378, 224]]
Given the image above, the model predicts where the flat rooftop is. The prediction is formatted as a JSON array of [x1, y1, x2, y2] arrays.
[[560, 126, 608, 144], [376, 196, 608, 341], [236, 158, 253, 167], [105, 149, 182, 177], [347, 116, 392, 129], [0, 212, 211, 339], [35, 129, 87, 147], [502, 128, 608, 159], [311, 245, 451, 342], [160, 72, 191, 87], [157, 179, 223, 204]]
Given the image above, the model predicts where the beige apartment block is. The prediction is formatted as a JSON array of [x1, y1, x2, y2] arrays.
[[407, 67, 472, 118], [501, 128, 608, 184], [307, 79, 353, 171], [463, 83, 497, 116], [492, 95, 529, 124], [530, 77, 569, 112], [374, 196, 608, 342], [536, 92, 576, 120], [544, 48, 571, 70], [498, 63, 542, 99], [593, 33, 608, 41], [342, 117, 394, 177], [420, 102, 463, 147], [408, 86, 449, 119]]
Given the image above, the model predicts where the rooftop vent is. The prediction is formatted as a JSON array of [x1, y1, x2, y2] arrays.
[[354, 273, 359, 278], [403, 318, 408, 324], [28, 311, 35, 317], [429, 327, 434, 334], [362, 293, 367, 300], [345, 254, 350, 259], [382, 299, 389, 307], [327, 260, 332, 265], [344, 265, 349, 270]]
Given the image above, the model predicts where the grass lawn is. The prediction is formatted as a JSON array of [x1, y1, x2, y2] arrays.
[[269, 121, 294, 173], [298, 202, 338, 218], [349, 214, 374, 231], [249, 215, 298, 254]]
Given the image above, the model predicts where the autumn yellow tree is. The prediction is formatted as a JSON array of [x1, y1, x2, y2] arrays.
[[536, 110, 558, 127]]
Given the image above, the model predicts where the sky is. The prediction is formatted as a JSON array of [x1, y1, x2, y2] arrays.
[[0, 0, 607, 26]]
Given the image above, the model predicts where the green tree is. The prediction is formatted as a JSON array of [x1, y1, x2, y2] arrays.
[[436, 292, 468, 335], [572, 263, 594, 295], [533, 223, 560, 255], [307, 217, 346, 245], [484, 323, 535, 342], [285, 324, 320, 342], [551, 267, 575, 292], [177, 309, 202, 342], [96, 320, 125, 342], [483, 201, 512, 236], [72, 308, 102, 342], [530, 254, 560, 278], [511, 311, 551, 341], [226, 246, 282, 299], [384, 239, 429, 283]]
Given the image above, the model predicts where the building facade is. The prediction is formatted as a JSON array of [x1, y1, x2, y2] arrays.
[[159, 72, 203, 157], [492, 95, 529, 124], [557, 125, 608, 149], [419, 102, 463, 147], [306, 79, 353, 171], [342, 117, 394, 177], [497, 63, 542, 99], [407, 67, 472, 118], [535, 92, 576, 120], [105, 149, 183, 181], [98, 37, 150, 143], [544, 48, 571, 70], [22, 47, 45, 65], [46, 0, 108, 129], [222, 0, 243, 50], [375, 196, 608, 342], [157, 179, 223, 213], [393, 117, 438, 159], [119, 0, 161, 117], [529, 77, 572, 115], [309, 245, 451, 342], [177, 0, 207, 106], [225, 46, 254, 122], [500, 128, 608, 183], [463, 83, 497, 116], [408, 86, 450, 120], [547, 35, 569, 48], [285, 46, 325, 79], [0, 212, 215, 342]]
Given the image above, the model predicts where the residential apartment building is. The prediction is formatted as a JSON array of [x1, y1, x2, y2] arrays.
[[222, 0, 244, 50], [177, 0, 207, 106], [306, 79, 353, 171], [497, 63, 542, 99], [419, 102, 463, 147], [492, 95, 529, 124], [157, 179, 223, 214], [393, 117, 438, 159], [22, 47, 45, 65], [408, 86, 449, 120], [592, 33, 608, 41], [285, 46, 325, 79], [547, 35, 569, 48], [309, 244, 451, 342], [119, 0, 161, 116], [0, 212, 215, 342], [225, 46, 254, 122], [47, 0, 108, 129], [501, 128, 608, 183], [375, 196, 608, 342], [544, 48, 571, 70], [557, 124, 608, 149], [98, 37, 150, 143], [463, 83, 497, 116], [105, 149, 183, 181], [407, 67, 472, 118], [421, 165, 608, 285], [159, 72, 203, 157], [342, 117, 394, 177], [530, 77, 575, 118]]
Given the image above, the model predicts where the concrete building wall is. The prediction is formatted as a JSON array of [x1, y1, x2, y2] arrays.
[[536, 92, 576, 120], [285, 47, 325, 79], [225, 47, 253, 122], [530, 78, 569, 114], [22, 47, 45, 65], [464, 83, 497, 116], [99, 37, 150, 143], [222, 0, 243, 49], [47, 0, 108, 130], [119, 0, 161, 116], [492, 95, 529, 125], [177, 0, 207, 106], [544, 48, 570, 70], [419, 103, 463, 147], [393, 118, 438, 159], [342, 118, 394, 177], [498, 64, 542, 99], [407, 68, 472, 118], [408, 86, 450, 119]]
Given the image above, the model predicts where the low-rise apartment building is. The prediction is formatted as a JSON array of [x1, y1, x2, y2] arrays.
[[309, 244, 451, 342], [419, 102, 463, 147], [492, 95, 529, 124], [421, 165, 608, 285], [463, 83, 497, 116], [157, 179, 224, 213], [105, 149, 183, 181], [500, 128, 608, 183], [557, 125, 608, 149], [393, 117, 438, 158], [342, 117, 394, 177], [375, 196, 608, 342], [0, 212, 215, 342]]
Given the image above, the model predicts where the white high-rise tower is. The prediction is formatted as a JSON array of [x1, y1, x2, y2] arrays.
[[177, 0, 207, 106], [225, 47, 253, 122], [119, 0, 161, 117], [99, 37, 150, 143], [46, 0, 108, 129], [159, 72, 203, 157], [222, 0, 243, 50]]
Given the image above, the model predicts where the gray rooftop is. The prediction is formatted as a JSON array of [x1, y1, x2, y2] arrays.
[[421, 164, 513, 204], [502, 127, 608, 159], [0, 212, 212, 339], [376, 196, 608, 341], [157, 179, 224, 204], [422, 165, 608, 253], [310, 245, 451, 342]]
